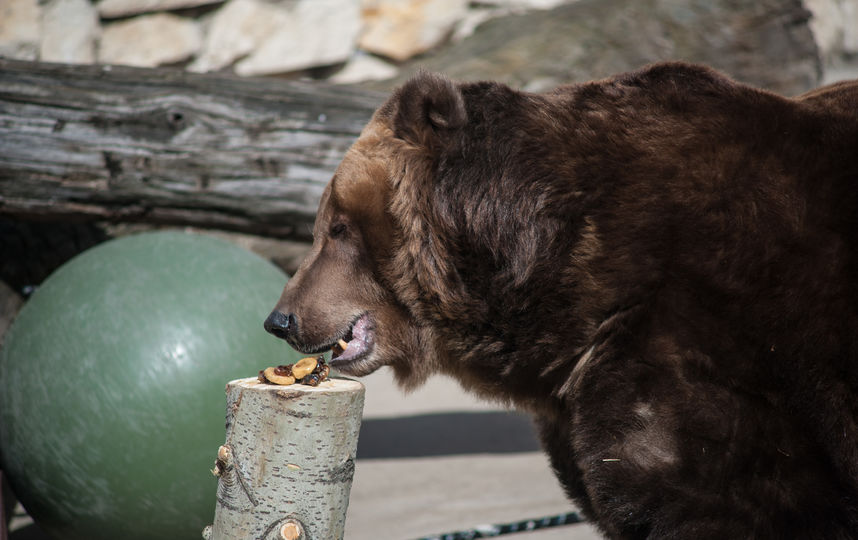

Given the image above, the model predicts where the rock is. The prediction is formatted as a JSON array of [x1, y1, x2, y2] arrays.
[[233, 0, 361, 76], [189, 0, 284, 73], [0, 0, 40, 61], [359, 0, 468, 61], [452, 6, 509, 43], [803, 0, 858, 56], [372, 0, 820, 96], [96, 0, 224, 19], [805, 0, 843, 59], [478, 0, 571, 8], [330, 53, 398, 84], [40, 0, 100, 64], [841, 1, 858, 53], [99, 13, 202, 68], [804, 0, 858, 83]]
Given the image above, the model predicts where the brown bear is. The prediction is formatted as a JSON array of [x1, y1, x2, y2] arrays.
[[264, 62, 858, 538]]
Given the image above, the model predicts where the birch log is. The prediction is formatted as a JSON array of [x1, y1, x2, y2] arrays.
[[207, 377, 365, 540]]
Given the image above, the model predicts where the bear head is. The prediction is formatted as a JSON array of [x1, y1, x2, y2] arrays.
[[265, 71, 474, 388]]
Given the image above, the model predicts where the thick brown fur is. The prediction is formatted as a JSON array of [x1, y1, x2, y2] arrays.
[[267, 62, 858, 538]]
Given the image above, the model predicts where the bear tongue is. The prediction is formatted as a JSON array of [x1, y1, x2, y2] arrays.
[[336, 314, 372, 361], [351, 314, 370, 342]]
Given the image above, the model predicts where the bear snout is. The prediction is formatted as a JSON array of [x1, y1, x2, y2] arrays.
[[263, 310, 296, 342]]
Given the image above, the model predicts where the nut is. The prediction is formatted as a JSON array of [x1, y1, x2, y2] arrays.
[[263, 366, 295, 385], [291, 356, 318, 379]]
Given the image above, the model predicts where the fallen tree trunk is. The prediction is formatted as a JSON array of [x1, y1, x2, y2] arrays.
[[0, 59, 384, 241]]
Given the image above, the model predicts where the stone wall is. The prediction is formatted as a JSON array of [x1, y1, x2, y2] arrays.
[[0, 0, 567, 85], [806, 0, 858, 81], [0, 0, 856, 87]]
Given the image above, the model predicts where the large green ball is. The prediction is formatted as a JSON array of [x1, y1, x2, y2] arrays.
[[0, 231, 298, 540]]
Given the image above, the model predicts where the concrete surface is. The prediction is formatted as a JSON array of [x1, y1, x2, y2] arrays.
[[345, 368, 602, 539], [7, 367, 602, 540]]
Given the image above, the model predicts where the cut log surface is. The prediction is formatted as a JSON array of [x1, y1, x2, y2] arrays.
[[0, 59, 384, 241], [209, 377, 366, 540]]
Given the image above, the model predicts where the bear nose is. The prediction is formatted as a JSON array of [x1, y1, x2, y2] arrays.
[[264, 310, 296, 341]]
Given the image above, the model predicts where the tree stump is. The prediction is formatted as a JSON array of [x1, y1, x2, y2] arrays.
[[206, 377, 365, 540]]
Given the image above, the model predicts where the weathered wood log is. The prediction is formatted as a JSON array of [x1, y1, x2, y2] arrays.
[[206, 377, 365, 540], [0, 59, 385, 241]]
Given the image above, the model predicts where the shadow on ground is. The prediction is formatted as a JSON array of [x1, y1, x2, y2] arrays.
[[9, 523, 47, 540], [357, 410, 541, 459]]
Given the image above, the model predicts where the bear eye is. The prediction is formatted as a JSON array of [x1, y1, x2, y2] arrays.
[[330, 223, 347, 238]]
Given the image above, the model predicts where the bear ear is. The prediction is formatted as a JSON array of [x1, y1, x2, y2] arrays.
[[392, 70, 467, 147]]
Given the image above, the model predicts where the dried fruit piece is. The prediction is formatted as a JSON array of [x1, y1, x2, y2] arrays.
[[301, 373, 322, 386], [273, 365, 292, 377], [317, 363, 330, 381], [258, 356, 329, 386], [292, 356, 318, 379], [262, 366, 295, 385], [301, 355, 330, 386]]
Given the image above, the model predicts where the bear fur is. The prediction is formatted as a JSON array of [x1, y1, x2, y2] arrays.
[[266, 62, 858, 538]]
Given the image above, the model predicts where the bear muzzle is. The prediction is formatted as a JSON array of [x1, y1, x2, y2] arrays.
[[263, 310, 297, 342]]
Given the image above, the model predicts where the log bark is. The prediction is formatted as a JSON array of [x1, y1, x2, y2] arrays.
[[207, 377, 365, 540], [0, 59, 385, 241]]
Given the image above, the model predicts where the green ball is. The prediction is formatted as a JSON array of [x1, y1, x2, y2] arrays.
[[0, 231, 298, 540]]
